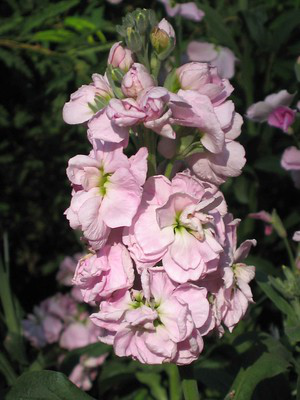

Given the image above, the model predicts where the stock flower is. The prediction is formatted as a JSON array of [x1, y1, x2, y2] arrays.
[[246, 90, 296, 133], [65, 142, 148, 249], [59, 314, 99, 350], [175, 62, 233, 105], [121, 63, 155, 98], [124, 172, 227, 283], [91, 268, 209, 364], [73, 243, 134, 303], [281, 146, 300, 189], [69, 354, 107, 391], [187, 41, 237, 79], [107, 87, 175, 138], [158, 0, 205, 22], [63, 74, 114, 124], [221, 216, 256, 331], [108, 42, 134, 71]]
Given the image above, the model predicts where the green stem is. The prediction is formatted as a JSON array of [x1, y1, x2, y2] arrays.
[[166, 364, 182, 400], [0, 352, 17, 385], [175, 16, 183, 67], [164, 159, 175, 179], [0, 259, 19, 335], [179, 365, 200, 400], [283, 237, 297, 272]]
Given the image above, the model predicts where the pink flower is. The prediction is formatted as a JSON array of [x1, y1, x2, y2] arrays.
[[65, 142, 148, 250], [108, 42, 134, 71], [293, 231, 300, 242], [157, 18, 176, 43], [121, 63, 155, 98], [158, 0, 205, 22], [59, 316, 99, 350], [69, 354, 107, 391], [91, 268, 209, 364], [187, 41, 237, 79], [56, 253, 82, 286], [221, 215, 256, 331], [175, 62, 233, 105], [124, 172, 227, 283], [63, 74, 113, 124], [246, 90, 296, 133], [73, 243, 134, 303], [281, 146, 300, 189], [248, 210, 273, 236], [107, 87, 175, 138]]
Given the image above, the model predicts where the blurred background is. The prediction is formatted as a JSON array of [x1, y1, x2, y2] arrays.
[[1, 0, 300, 398]]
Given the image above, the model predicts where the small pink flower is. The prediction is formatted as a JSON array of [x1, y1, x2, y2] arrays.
[[293, 231, 300, 242], [108, 42, 134, 71], [65, 142, 148, 250], [246, 90, 296, 133], [187, 41, 237, 79], [175, 62, 233, 105], [63, 74, 113, 124], [69, 354, 107, 391], [121, 63, 155, 98], [59, 316, 99, 350], [281, 146, 300, 189], [157, 18, 176, 42], [73, 243, 134, 303], [158, 0, 205, 22], [56, 253, 82, 286], [107, 87, 175, 138]]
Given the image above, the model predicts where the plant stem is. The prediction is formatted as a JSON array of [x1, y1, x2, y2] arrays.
[[283, 236, 297, 272], [0, 352, 17, 385], [0, 259, 19, 336], [142, 130, 157, 177], [179, 365, 200, 400], [164, 159, 175, 179], [166, 364, 182, 400]]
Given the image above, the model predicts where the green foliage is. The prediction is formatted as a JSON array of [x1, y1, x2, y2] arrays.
[[6, 370, 95, 399]]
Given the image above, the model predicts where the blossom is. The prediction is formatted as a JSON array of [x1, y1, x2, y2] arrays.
[[108, 42, 134, 71], [121, 63, 155, 98], [158, 0, 205, 22], [293, 231, 300, 242], [175, 62, 233, 105], [91, 268, 209, 364], [59, 315, 99, 350], [221, 215, 256, 331], [63, 74, 114, 124], [65, 142, 148, 250], [246, 90, 296, 133], [124, 172, 227, 283], [107, 87, 175, 138], [69, 354, 107, 391], [281, 146, 300, 189], [187, 41, 237, 79], [72, 243, 134, 303]]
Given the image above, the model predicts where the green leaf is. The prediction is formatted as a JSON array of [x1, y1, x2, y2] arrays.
[[270, 10, 300, 51], [64, 17, 96, 32], [7, 370, 95, 400], [227, 349, 291, 400], [32, 29, 75, 43], [256, 270, 297, 322]]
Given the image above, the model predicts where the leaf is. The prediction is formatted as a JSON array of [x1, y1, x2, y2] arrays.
[[6, 370, 95, 400], [64, 17, 96, 32], [32, 29, 75, 43], [256, 270, 297, 322], [227, 340, 291, 400], [270, 10, 300, 52]]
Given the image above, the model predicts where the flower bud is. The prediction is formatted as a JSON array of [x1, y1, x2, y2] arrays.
[[121, 63, 155, 98], [108, 42, 134, 72], [126, 27, 143, 52], [151, 19, 176, 60]]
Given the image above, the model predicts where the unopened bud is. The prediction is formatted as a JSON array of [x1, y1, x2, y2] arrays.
[[151, 19, 176, 60]]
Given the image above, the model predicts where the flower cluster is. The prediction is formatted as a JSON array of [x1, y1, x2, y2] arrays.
[[62, 10, 255, 365]]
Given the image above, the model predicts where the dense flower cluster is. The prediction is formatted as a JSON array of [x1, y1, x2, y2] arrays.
[[61, 13, 255, 365]]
